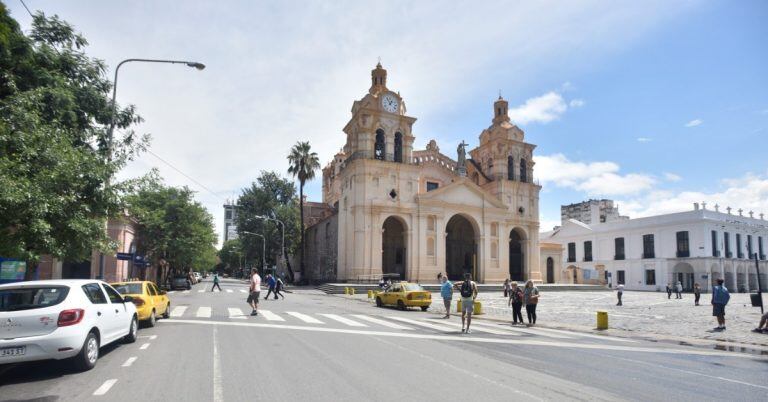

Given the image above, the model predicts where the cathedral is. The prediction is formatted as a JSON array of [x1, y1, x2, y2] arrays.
[[303, 63, 559, 284]]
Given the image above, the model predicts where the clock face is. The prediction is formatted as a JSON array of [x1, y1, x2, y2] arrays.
[[381, 94, 399, 113]]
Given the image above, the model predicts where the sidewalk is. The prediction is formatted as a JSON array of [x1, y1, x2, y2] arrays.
[[339, 290, 768, 352]]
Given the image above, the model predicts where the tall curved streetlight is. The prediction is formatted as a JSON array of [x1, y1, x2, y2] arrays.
[[98, 58, 205, 279], [241, 231, 266, 272]]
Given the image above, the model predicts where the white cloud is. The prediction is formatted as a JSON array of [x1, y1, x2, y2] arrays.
[[617, 171, 768, 219], [685, 119, 703, 127], [636, 137, 652, 142], [535, 154, 655, 196], [569, 99, 585, 108], [663, 172, 682, 182], [508, 92, 568, 124], [561, 81, 575, 92]]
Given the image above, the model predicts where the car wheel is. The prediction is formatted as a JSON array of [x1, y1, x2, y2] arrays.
[[123, 316, 138, 343], [147, 310, 156, 328], [72, 331, 99, 371], [397, 300, 406, 311], [375, 297, 383, 307], [420, 306, 429, 312], [162, 303, 170, 319]]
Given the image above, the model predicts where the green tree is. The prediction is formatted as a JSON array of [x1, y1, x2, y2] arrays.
[[125, 174, 217, 285], [0, 7, 146, 278], [218, 238, 242, 274], [236, 171, 299, 281], [287, 141, 320, 281]]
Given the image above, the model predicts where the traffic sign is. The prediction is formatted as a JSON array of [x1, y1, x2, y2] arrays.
[[116, 252, 134, 261]]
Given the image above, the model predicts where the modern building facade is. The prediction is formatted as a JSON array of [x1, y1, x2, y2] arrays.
[[223, 201, 239, 242], [303, 63, 546, 284], [543, 203, 768, 292], [561, 199, 628, 225]]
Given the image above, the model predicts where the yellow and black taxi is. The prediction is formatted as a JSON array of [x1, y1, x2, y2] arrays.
[[110, 281, 170, 327], [375, 282, 431, 311]]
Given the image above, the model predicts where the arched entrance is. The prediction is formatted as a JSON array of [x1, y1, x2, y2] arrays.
[[445, 215, 476, 280], [509, 229, 525, 281], [546, 257, 554, 284], [382, 216, 406, 281], [671, 262, 695, 291]]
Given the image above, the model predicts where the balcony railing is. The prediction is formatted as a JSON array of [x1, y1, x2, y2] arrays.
[[567, 256, 576, 263], [642, 252, 655, 259], [725, 251, 732, 258], [676, 250, 690, 258], [737, 252, 744, 259], [584, 256, 593, 262], [712, 250, 720, 257], [614, 254, 625, 260]]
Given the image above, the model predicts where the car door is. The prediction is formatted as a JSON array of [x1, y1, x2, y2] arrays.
[[150, 283, 167, 315], [81, 283, 112, 341], [101, 283, 129, 342]]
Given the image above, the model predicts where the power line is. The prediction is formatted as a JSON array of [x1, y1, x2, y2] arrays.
[[143, 148, 227, 202], [18, 0, 33, 17]]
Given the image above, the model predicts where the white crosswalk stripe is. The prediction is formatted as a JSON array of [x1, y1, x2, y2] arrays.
[[239, 289, 246, 293], [182, 290, 190, 294], [319, 314, 367, 327], [350, 315, 413, 330], [387, 316, 457, 332], [286, 312, 324, 324], [213, 289, 220, 292], [462, 321, 522, 335], [228, 308, 246, 319], [170, 306, 187, 317], [198, 289, 205, 293], [502, 325, 573, 339], [196, 307, 211, 318], [168, 291, 176, 294], [259, 310, 285, 321], [226, 289, 233, 293]]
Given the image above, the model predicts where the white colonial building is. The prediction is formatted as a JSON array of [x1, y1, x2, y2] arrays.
[[542, 203, 768, 292]]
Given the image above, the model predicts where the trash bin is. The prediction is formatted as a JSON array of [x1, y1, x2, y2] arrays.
[[596, 311, 608, 330], [750, 293, 763, 308]]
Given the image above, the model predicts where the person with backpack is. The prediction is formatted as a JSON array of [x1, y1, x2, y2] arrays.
[[275, 277, 286, 299], [665, 283, 672, 299], [675, 281, 683, 299], [264, 274, 277, 300], [507, 281, 524, 325], [523, 280, 540, 326], [458, 273, 478, 334], [211, 272, 222, 292], [711, 278, 730, 331]]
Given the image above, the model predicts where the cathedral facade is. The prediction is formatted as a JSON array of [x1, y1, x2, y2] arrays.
[[305, 64, 546, 284]]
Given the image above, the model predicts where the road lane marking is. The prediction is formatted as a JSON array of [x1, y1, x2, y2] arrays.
[[226, 289, 233, 293], [524, 326, 636, 343], [122, 356, 137, 367], [260, 310, 286, 321], [93, 379, 117, 396], [213, 289, 220, 292], [168, 291, 176, 294], [319, 313, 368, 327], [239, 289, 247, 293], [170, 306, 187, 317], [213, 325, 223, 402], [162, 319, 759, 359], [198, 289, 205, 293], [286, 311, 324, 324], [139, 343, 150, 350], [228, 308, 246, 319], [387, 316, 458, 332], [459, 321, 520, 335], [138, 335, 157, 340], [183, 290, 190, 294], [498, 325, 572, 339], [351, 314, 414, 330], [196, 307, 212, 318]]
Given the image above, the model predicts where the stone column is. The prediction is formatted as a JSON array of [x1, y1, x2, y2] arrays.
[[385, 133, 394, 161]]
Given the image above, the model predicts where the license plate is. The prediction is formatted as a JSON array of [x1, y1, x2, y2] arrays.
[[1, 346, 26, 357]]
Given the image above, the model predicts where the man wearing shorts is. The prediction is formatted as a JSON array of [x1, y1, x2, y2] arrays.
[[248, 268, 262, 316], [459, 273, 478, 334], [711, 278, 730, 331]]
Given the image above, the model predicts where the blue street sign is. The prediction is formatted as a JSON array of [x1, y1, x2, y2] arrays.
[[133, 255, 145, 264], [116, 252, 134, 261]]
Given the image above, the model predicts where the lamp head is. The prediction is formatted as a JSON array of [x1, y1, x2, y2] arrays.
[[187, 62, 206, 70]]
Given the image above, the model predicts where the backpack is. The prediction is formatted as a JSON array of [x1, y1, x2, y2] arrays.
[[460, 280, 473, 297]]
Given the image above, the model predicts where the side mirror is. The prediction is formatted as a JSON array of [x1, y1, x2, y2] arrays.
[[123, 296, 134, 303]]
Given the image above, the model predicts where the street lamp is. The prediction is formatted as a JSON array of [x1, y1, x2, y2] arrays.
[[98, 58, 205, 279], [250, 215, 285, 267], [241, 231, 266, 272]]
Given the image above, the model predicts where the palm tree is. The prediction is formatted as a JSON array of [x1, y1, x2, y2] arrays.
[[287, 141, 320, 283]]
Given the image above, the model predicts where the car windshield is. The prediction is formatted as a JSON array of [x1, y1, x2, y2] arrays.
[[404, 284, 424, 291], [0, 286, 70, 311], [112, 283, 143, 295]]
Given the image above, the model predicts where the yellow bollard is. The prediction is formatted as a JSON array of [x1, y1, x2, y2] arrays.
[[367, 290, 373, 299], [473, 301, 483, 315], [596, 311, 608, 330], [344, 287, 349, 295], [456, 299, 462, 313], [351, 288, 356, 296]]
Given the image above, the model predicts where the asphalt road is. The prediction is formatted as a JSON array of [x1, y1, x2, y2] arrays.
[[1, 278, 766, 402]]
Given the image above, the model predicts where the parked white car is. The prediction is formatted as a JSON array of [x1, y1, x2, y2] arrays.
[[0, 279, 138, 371]]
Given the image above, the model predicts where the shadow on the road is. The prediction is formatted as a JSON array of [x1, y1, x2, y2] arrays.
[[0, 342, 120, 386], [0, 397, 59, 402]]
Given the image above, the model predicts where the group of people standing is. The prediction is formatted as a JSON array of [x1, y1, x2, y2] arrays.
[[503, 279, 540, 326]]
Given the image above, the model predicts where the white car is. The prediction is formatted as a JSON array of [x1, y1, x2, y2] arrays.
[[193, 272, 202, 283], [0, 279, 138, 371]]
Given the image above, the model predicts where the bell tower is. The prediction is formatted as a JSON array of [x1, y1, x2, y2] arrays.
[[369, 62, 388, 95], [492, 95, 510, 124]]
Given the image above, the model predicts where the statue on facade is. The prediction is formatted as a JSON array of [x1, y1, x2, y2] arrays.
[[456, 141, 468, 176]]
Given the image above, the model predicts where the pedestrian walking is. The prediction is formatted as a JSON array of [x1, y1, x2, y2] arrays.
[[264, 274, 277, 300], [523, 280, 539, 326], [752, 311, 768, 334], [440, 276, 453, 319], [711, 278, 730, 331], [616, 284, 624, 306], [693, 283, 701, 306], [247, 269, 261, 316], [503, 278, 510, 298], [275, 277, 286, 299], [210, 272, 222, 292], [666, 283, 672, 299], [459, 273, 478, 334], [378, 277, 386, 290], [508, 281, 524, 325], [675, 281, 683, 299]]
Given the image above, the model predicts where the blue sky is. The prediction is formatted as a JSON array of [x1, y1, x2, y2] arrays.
[[6, 0, 767, 243]]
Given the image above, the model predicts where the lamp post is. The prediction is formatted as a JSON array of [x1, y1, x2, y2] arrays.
[[97, 58, 205, 279], [241, 231, 266, 272], [251, 215, 285, 267]]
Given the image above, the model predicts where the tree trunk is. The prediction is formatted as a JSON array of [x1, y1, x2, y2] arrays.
[[299, 182, 305, 284], [283, 245, 294, 283], [23, 258, 39, 281]]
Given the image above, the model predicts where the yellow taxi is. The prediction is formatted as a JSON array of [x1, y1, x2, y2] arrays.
[[111, 281, 170, 327], [375, 282, 432, 311]]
